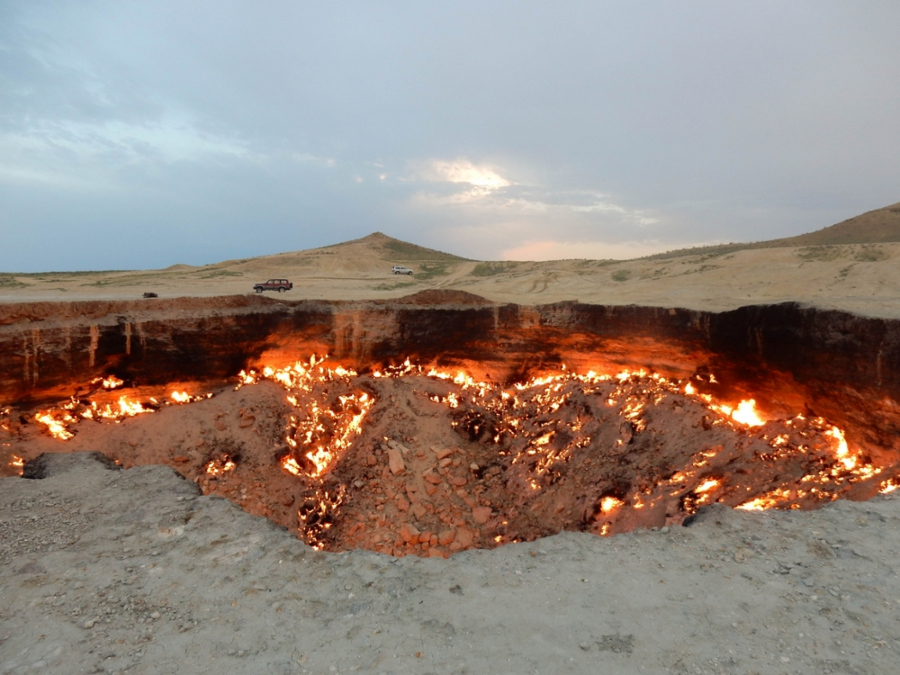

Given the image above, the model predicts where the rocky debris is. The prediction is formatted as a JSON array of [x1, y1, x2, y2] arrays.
[[393, 289, 495, 306], [386, 446, 405, 475], [305, 372, 899, 556], [471, 506, 492, 524], [6, 369, 900, 561]]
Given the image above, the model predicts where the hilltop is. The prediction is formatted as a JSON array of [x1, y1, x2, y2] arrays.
[[647, 200, 900, 260], [323, 232, 470, 262], [775, 200, 900, 246]]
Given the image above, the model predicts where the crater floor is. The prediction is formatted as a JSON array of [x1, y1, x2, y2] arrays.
[[5, 362, 897, 560]]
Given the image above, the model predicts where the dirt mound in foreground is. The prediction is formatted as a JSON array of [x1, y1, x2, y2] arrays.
[[394, 289, 493, 305]]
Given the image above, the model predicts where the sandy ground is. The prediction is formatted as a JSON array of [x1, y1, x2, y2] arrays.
[[2, 235, 899, 318], [2, 453, 899, 675]]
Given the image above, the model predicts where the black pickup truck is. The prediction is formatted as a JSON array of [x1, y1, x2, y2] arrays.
[[253, 279, 293, 293]]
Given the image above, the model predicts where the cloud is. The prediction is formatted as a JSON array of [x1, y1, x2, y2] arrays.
[[423, 159, 511, 190], [497, 188, 660, 227], [400, 160, 665, 258], [407, 159, 512, 202], [406, 158, 655, 224], [291, 152, 336, 168], [3, 2, 900, 271]]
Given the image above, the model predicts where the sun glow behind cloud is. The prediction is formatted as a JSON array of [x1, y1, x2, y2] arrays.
[[426, 159, 511, 190], [410, 159, 512, 202], [403, 159, 674, 260]]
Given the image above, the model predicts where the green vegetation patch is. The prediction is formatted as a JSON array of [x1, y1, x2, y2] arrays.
[[415, 262, 454, 280], [199, 270, 243, 279], [639, 267, 671, 280], [642, 242, 759, 261], [0, 275, 29, 289], [854, 245, 889, 262], [611, 269, 633, 282], [796, 246, 846, 263], [372, 281, 417, 291], [18, 269, 132, 277], [679, 264, 722, 276], [574, 259, 617, 269], [471, 261, 521, 277]]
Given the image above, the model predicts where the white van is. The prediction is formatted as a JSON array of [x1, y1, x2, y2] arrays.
[[391, 266, 414, 275]]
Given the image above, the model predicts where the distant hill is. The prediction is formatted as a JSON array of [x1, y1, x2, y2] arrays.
[[646, 200, 900, 260], [325, 232, 471, 263], [165, 231, 473, 283], [774, 201, 900, 246]]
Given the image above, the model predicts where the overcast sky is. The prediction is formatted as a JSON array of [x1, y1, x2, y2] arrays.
[[2, 1, 899, 271]]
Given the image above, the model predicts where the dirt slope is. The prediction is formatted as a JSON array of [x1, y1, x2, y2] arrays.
[[774, 200, 900, 247], [646, 199, 900, 261]]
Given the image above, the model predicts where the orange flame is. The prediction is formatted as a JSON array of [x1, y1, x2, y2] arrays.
[[712, 399, 765, 427], [91, 375, 125, 390], [282, 457, 303, 476], [238, 356, 373, 478], [600, 496, 624, 513], [115, 396, 151, 416], [21, 359, 885, 525], [737, 488, 797, 511], [35, 411, 76, 440], [204, 456, 236, 476], [694, 478, 720, 493], [826, 426, 854, 470], [102, 375, 124, 390]]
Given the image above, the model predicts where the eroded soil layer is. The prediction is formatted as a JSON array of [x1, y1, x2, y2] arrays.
[[2, 294, 900, 456]]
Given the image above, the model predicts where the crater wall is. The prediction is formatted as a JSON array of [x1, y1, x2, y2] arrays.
[[1, 294, 898, 454]]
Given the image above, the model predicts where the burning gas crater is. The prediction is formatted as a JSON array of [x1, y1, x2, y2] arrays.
[[5, 356, 899, 557]]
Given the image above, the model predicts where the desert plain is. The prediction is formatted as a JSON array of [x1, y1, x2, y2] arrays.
[[3, 231, 900, 319]]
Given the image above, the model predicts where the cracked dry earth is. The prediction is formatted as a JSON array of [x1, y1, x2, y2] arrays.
[[2, 453, 899, 675]]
